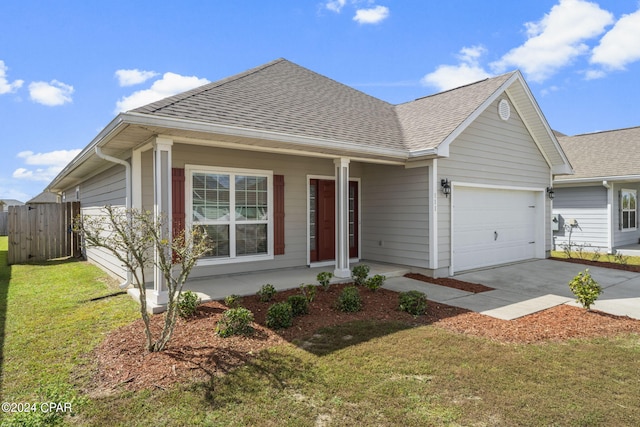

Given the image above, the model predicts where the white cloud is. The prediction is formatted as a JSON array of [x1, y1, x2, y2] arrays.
[[490, 0, 614, 82], [28, 80, 74, 106], [325, 0, 346, 13], [421, 45, 491, 91], [353, 5, 389, 24], [584, 69, 607, 80], [14, 149, 81, 182], [115, 72, 210, 113], [590, 9, 640, 70], [115, 69, 159, 86], [0, 60, 24, 94]]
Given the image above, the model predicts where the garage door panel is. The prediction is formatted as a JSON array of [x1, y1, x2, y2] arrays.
[[453, 187, 539, 272]]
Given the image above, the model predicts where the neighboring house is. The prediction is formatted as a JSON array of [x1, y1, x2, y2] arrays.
[[45, 58, 571, 310], [27, 191, 61, 204], [0, 199, 25, 212], [553, 126, 640, 254]]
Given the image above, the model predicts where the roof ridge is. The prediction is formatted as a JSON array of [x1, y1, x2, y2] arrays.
[[396, 71, 517, 106], [565, 125, 640, 138], [134, 58, 289, 114]]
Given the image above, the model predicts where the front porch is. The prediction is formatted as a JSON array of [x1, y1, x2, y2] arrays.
[[184, 261, 410, 304], [615, 243, 640, 257]]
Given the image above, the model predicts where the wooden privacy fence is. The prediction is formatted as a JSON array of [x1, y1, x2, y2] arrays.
[[7, 202, 81, 265], [0, 211, 7, 236]]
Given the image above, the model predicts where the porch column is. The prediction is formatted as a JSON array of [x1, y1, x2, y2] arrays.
[[149, 137, 173, 306], [334, 158, 351, 278]]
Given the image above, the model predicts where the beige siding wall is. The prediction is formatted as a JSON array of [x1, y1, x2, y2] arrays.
[[172, 144, 363, 278], [552, 186, 609, 251], [361, 164, 429, 268], [438, 98, 552, 268], [73, 164, 128, 280]]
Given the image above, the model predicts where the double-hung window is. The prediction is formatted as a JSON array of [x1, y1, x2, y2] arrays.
[[621, 189, 637, 231], [188, 166, 273, 263]]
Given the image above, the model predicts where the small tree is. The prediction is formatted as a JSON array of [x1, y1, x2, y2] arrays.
[[75, 205, 210, 352]]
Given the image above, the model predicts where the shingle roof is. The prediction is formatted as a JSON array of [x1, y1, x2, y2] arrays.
[[395, 72, 515, 151], [556, 126, 640, 180], [132, 58, 516, 153], [134, 58, 405, 151]]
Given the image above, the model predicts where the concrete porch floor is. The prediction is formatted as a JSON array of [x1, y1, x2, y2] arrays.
[[184, 262, 411, 303]]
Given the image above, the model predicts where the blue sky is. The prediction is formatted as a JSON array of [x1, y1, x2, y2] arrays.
[[1, 0, 639, 202]]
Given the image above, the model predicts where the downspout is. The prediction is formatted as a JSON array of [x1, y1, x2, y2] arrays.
[[603, 180, 613, 254], [95, 147, 133, 289]]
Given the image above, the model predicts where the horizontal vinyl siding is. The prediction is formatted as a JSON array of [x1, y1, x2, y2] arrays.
[[361, 164, 429, 268], [77, 165, 128, 280], [552, 186, 609, 251], [172, 144, 363, 278], [613, 182, 640, 247], [438, 97, 551, 268]]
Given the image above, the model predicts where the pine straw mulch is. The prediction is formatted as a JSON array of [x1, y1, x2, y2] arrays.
[[550, 257, 640, 272], [91, 279, 640, 393]]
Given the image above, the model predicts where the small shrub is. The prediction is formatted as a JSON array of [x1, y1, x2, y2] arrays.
[[299, 283, 317, 302], [365, 274, 386, 292], [224, 294, 242, 308], [288, 294, 309, 317], [216, 307, 254, 337], [568, 269, 602, 310], [399, 290, 428, 316], [178, 290, 200, 318], [266, 302, 293, 329], [257, 283, 277, 302], [351, 264, 370, 286], [337, 286, 362, 312], [613, 251, 629, 266], [317, 271, 334, 291]]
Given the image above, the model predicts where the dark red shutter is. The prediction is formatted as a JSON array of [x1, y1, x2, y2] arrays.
[[274, 174, 285, 255], [172, 168, 186, 239]]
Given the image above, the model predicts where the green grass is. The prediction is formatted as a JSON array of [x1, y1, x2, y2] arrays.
[[0, 236, 139, 425], [2, 235, 640, 425]]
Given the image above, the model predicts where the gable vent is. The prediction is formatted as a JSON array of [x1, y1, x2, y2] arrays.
[[498, 98, 511, 121]]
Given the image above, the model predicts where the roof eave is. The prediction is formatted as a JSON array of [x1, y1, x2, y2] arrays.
[[123, 112, 409, 160]]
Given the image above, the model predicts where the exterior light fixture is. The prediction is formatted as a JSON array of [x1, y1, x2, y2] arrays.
[[441, 179, 451, 198], [546, 187, 555, 200]]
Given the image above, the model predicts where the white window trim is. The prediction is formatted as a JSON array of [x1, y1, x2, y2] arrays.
[[186, 165, 274, 265], [621, 188, 637, 232]]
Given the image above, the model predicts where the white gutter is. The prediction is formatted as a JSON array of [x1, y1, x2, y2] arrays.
[[94, 147, 133, 289]]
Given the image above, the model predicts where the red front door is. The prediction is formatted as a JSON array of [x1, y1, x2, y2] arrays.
[[309, 179, 358, 262]]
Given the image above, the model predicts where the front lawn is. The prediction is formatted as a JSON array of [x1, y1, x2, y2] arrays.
[[2, 235, 640, 426]]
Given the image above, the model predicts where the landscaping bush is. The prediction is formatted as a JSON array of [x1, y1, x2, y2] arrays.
[[216, 307, 255, 337], [337, 286, 362, 312], [317, 271, 333, 291], [399, 290, 428, 316], [177, 290, 200, 318], [224, 294, 243, 308], [351, 264, 370, 286], [365, 274, 386, 292], [287, 294, 309, 317], [568, 269, 602, 310], [265, 302, 293, 329], [299, 283, 317, 303], [257, 283, 277, 302]]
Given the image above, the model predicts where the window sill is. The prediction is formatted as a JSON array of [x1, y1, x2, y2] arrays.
[[196, 254, 274, 266]]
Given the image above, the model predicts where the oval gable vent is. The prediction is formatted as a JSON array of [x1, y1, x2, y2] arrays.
[[498, 99, 511, 121]]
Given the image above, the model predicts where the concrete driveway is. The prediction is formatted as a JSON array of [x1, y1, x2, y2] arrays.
[[386, 259, 640, 320]]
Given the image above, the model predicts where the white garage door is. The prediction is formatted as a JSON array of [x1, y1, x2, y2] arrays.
[[453, 186, 540, 272]]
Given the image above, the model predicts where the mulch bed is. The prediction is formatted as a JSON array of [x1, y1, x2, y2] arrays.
[[90, 279, 640, 393], [404, 273, 494, 293]]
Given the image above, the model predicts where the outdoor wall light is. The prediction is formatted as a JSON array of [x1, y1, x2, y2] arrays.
[[546, 186, 555, 200], [441, 179, 451, 198]]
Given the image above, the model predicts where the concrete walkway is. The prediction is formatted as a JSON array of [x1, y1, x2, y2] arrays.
[[385, 259, 640, 320], [183, 259, 640, 321]]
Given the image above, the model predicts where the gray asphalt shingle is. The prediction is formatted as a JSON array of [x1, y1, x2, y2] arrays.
[[556, 126, 640, 180], [132, 58, 516, 153]]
